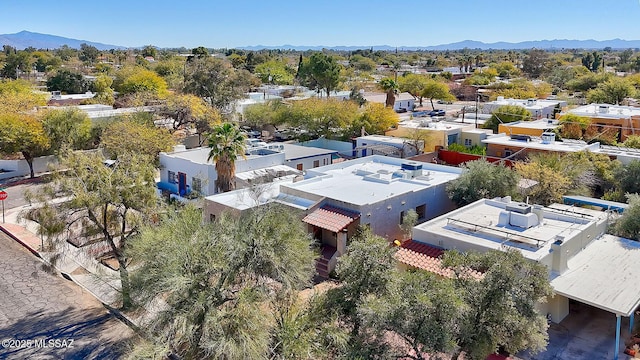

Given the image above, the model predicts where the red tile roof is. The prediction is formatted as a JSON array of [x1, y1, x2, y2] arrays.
[[303, 205, 360, 233], [394, 240, 483, 280]]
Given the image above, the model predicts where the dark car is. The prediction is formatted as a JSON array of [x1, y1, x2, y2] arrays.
[[396, 108, 408, 113], [429, 109, 446, 117]]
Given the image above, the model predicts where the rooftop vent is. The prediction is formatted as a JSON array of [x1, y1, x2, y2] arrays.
[[505, 202, 532, 214], [526, 98, 537, 106], [598, 105, 609, 114], [401, 162, 423, 171], [541, 132, 556, 144], [510, 134, 531, 142]]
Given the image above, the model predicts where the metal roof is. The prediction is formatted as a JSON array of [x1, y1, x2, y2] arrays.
[[550, 235, 640, 317]]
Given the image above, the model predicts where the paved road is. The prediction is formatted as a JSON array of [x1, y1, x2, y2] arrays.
[[0, 232, 134, 359]]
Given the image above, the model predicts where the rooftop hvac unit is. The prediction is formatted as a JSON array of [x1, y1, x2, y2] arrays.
[[598, 105, 609, 114], [401, 162, 423, 171], [541, 132, 556, 144], [505, 202, 532, 214]]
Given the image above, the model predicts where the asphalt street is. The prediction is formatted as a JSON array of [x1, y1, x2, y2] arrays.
[[0, 231, 133, 359]]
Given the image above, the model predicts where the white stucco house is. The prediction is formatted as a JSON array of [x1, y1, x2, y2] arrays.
[[205, 155, 463, 276], [157, 143, 338, 199]]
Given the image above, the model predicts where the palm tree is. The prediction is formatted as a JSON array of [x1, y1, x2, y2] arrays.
[[379, 78, 398, 109], [207, 123, 246, 193]]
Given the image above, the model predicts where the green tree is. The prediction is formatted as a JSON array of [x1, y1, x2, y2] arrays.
[[611, 194, 640, 240], [114, 66, 169, 98], [350, 102, 399, 137], [522, 49, 550, 78], [444, 250, 552, 360], [378, 78, 398, 108], [0, 113, 50, 178], [446, 160, 520, 206], [358, 270, 462, 360], [128, 203, 316, 359], [207, 123, 247, 193], [586, 77, 636, 105], [623, 135, 640, 149], [514, 160, 572, 205], [1, 50, 32, 79], [299, 53, 341, 97], [140, 45, 157, 59], [398, 73, 429, 106], [79, 43, 100, 65], [46, 69, 91, 94], [39, 108, 92, 152], [614, 160, 640, 196], [91, 73, 115, 105], [484, 105, 530, 132], [421, 79, 456, 110], [349, 54, 377, 72], [183, 56, 255, 111], [254, 59, 294, 85], [0, 79, 47, 113], [319, 229, 396, 339], [100, 119, 174, 164], [30, 151, 157, 309]]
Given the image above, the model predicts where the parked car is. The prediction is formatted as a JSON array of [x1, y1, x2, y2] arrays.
[[437, 99, 453, 104], [413, 111, 429, 117], [396, 108, 408, 113], [428, 109, 446, 117]]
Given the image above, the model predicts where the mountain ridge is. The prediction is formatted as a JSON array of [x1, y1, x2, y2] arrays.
[[2, 31, 640, 51]]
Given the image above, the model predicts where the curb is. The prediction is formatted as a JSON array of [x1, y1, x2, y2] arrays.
[[0, 224, 42, 258]]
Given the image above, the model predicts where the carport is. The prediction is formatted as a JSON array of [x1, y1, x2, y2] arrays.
[[550, 235, 640, 360]]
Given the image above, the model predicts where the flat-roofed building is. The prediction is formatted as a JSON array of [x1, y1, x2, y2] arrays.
[[482, 97, 567, 119], [205, 155, 463, 276], [410, 197, 640, 355], [566, 103, 640, 142]]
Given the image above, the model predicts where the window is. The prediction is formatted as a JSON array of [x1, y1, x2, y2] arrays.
[[416, 204, 426, 220], [504, 150, 512, 157], [168, 171, 176, 183], [296, 163, 303, 171], [323, 158, 328, 165], [313, 160, 320, 168], [400, 210, 405, 224], [209, 214, 215, 222], [464, 139, 472, 147], [192, 177, 202, 193]]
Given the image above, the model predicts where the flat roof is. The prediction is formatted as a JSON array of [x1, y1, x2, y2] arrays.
[[485, 98, 565, 110], [500, 119, 559, 130], [235, 164, 300, 181], [162, 147, 267, 164], [282, 155, 463, 206], [568, 104, 640, 119], [482, 134, 599, 153], [412, 198, 606, 262], [364, 92, 415, 103], [357, 135, 408, 145], [282, 143, 337, 160], [550, 234, 640, 316], [205, 179, 315, 211], [396, 119, 470, 131]]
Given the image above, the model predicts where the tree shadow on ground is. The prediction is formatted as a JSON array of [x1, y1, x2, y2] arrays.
[[0, 306, 135, 360]]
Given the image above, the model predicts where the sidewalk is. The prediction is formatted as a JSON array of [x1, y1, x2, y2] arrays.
[[0, 203, 135, 324]]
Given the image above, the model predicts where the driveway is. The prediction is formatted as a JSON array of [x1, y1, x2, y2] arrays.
[[518, 301, 632, 360], [0, 231, 134, 359]]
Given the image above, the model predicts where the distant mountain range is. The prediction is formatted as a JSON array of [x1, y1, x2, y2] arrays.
[[0, 31, 126, 50], [241, 39, 640, 51], [2, 30, 640, 51]]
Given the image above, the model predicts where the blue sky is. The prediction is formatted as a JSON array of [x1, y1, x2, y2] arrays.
[[2, 0, 640, 48]]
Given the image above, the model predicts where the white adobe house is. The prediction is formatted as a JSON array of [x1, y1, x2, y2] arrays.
[[205, 155, 463, 276], [406, 196, 640, 359], [158, 143, 337, 199], [482, 97, 567, 119], [364, 92, 416, 112]]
